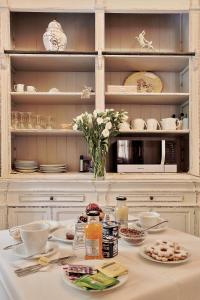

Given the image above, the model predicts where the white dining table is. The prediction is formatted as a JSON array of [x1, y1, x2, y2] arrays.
[[0, 228, 200, 300]]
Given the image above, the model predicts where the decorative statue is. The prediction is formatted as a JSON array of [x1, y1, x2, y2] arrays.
[[136, 30, 154, 50], [81, 86, 93, 99], [43, 20, 67, 51]]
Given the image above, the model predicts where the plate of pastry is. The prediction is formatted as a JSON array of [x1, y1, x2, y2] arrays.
[[62, 260, 128, 292], [139, 240, 190, 264]]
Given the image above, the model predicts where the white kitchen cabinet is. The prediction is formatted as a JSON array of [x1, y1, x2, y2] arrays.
[[0, 206, 7, 229], [52, 207, 84, 222], [129, 207, 195, 234], [8, 207, 51, 227]]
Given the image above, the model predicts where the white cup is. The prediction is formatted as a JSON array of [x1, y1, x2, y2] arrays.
[[161, 118, 180, 130], [20, 223, 49, 255], [139, 211, 160, 229], [132, 118, 147, 130], [26, 86, 37, 93], [146, 118, 161, 130], [14, 84, 24, 92], [119, 121, 130, 131], [48, 88, 59, 93]]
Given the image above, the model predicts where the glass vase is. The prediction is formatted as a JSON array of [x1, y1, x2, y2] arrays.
[[91, 147, 106, 180]]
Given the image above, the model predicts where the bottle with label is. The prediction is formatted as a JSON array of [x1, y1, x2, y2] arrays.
[[85, 211, 102, 260], [79, 155, 84, 172], [115, 196, 128, 227]]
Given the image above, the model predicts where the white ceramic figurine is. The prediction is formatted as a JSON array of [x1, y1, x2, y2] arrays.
[[136, 30, 154, 50], [43, 20, 67, 51]]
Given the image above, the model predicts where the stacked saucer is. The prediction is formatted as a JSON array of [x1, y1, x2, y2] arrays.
[[14, 160, 38, 173], [39, 164, 67, 173]]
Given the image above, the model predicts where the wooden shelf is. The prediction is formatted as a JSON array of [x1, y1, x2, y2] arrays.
[[103, 50, 195, 56], [119, 130, 189, 136], [105, 92, 189, 105], [11, 92, 95, 105], [11, 129, 82, 136], [10, 54, 95, 72], [105, 55, 189, 72]]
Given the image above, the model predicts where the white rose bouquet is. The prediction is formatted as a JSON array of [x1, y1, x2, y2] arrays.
[[73, 109, 128, 178]]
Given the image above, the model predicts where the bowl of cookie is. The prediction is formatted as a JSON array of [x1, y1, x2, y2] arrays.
[[119, 227, 147, 246]]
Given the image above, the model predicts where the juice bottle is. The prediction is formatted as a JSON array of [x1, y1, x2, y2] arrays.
[[85, 211, 102, 259], [115, 196, 128, 227]]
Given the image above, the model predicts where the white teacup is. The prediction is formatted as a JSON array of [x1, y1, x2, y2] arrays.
[[26, 85, 37, 93], [14, 84, 24, 92], [161, 118, 180, 130], [20, 223, 49, 255], [132, 118, 147, 130], [146, 118, 161, 130], [139, 211, 160, 229], [119, 121, 130, 131], [48, 88, 59, 93]]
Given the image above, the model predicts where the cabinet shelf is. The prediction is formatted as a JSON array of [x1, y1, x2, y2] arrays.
[[118, 130, 189, 136], [103, 50, 195, 56], [11, 92, 95, 105], [105, 92, 189, 105], [105, 55, 189, 72], [10, 54, 95, 72], [11, 129, 82, 136]]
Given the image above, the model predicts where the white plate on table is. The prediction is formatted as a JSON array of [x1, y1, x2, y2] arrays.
[[135, 218, 168, 233], [51, 227, 74, 244], [62, 259, 128, 293], [139, 245, 191, 265], [13, 242, 58, 260]]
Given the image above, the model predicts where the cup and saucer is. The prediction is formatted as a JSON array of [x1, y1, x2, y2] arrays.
[[135, 212, 168, 233], [12, 223, 58, 259]]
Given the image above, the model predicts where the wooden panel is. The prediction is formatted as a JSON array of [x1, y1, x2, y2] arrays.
[[105, 103, 179, 121], [105, 13, 189, 52], [12, 71, 95, 93], [11, 12, 95, 51], [105, 71, 184, 93], [105, 55, 189, 72]]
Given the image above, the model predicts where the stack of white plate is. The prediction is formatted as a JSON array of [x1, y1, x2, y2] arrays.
[[14, 160, 38, 173], [39, 164, 67, 173]]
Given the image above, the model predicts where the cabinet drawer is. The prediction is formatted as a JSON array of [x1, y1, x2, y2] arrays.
[[19, 194, 85, 203], [124, 194, 184, 203]]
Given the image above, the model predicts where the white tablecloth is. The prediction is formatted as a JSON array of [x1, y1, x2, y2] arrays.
[[0, 228, 200, 300]]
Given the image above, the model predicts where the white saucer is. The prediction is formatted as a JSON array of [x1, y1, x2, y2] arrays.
[[135, 218, 168, 233], [13, 242, 58, 260]]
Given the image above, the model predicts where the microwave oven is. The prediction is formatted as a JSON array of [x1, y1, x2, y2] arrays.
[[114, 138, 178, 173]]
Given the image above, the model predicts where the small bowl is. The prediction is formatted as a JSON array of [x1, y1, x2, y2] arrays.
[[119, 227, 147, 246]]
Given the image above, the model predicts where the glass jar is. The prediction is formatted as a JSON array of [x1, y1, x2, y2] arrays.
[[85, 211, 102, 260], [115, 196, 128, 227]]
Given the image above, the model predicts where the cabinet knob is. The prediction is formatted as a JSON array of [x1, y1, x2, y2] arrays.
[[149, 196, 154, 201], [50, 196, 54, 201]]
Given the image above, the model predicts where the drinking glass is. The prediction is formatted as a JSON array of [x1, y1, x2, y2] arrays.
[[27, 112, 33, 129], [73, 222, 86, 259], [11, 111, 18, 129], [35, 114, 42, 129], [46, 115, 54, 129], [18, 112, 26, 129]]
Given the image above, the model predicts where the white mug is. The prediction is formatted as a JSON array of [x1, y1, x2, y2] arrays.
[[14, 84, 24, 92], [161, 118, 180, 130], [26, 85, 37, 93], [119, 121, 130, 131], [20, 223, 49, 255], [139, 211, 160, 229], [146, 118, 161, 130], [132, 118, 147, 130]]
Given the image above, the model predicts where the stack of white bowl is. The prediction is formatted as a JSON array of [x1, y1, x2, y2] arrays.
[[14, 160, 38, 173], [39, 164, 67, 173]]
